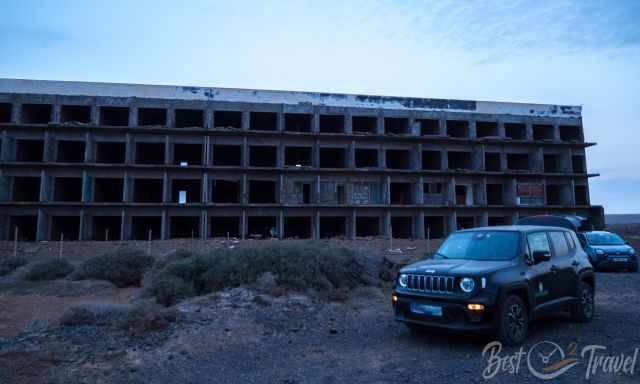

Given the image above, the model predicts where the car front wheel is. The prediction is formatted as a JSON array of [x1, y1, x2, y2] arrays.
[[571, 282, 595, 322], [497, 295, 528, 346]]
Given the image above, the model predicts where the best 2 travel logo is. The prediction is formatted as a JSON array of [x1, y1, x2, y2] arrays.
[[482, 340, 639, 380]]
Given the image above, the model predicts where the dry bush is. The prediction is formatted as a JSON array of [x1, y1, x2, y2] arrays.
[[72, 248, 154, 287], [0, 256, 28, 276], [24, 258, 74, 281]]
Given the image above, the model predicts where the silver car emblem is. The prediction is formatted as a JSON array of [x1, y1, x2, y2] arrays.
[[424, 269, 436, 274]]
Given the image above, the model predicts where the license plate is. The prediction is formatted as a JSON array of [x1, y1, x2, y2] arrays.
[[612, 257, 628, 262], [410, 303, 442, 317]]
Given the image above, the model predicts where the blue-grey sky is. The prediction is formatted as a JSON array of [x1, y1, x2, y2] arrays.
[[1, 0, 639, 213]]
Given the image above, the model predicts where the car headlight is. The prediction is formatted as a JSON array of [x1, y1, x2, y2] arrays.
[[595, 249, 605, 255], [459, 277, 475, 293], [630, 248, 636, 255], [398, 274, 408, 288]]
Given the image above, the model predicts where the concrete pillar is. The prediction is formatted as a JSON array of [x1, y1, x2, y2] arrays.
[[129, 106, 138, 127], [43, 131, 54, 162], [525, 123, 534, 141], [125, 133, 134, 164], [316, 175, 321, 204], [312, 109, 320, 134], [205, 109, 214, 130], [439, 118, 446, 136], [52, 104, 61, 124], [167, 107, 175, 128], [79, 209, 88, 241], [480, 212, 489, 227], [414, 143, 422, 170], [278, 174, 284, 204], [441, 150, 448, 170], [36, 208, 48, 241], [241, 209, 247, 239], [377, 112, 384, 135], [242, 111, 250, 131], [448, 211, 457, 234], [39, 170, 49, 202], [345, 111, 353, 135], [81, 171, 91, 202], [384, 211, 391, 238], [416, 211, 425, 239], [497, 120, 506, 138], [201, 210, 207, 239], [277, 105, 285, 132], [409, 114, 419, 136], [241, 174, 247, 204], [351, 210, 356, 240], [84, 132, 94, 162], [348, 140, 355, 168], [385, 176, 391, 205], [91, 103, 99, 125], [552, 123, 561, 141], [416, 177, 424, 205], [312, 140, 320, 168], [163, 173, 170, 203], [120, 210, 128, 241], [277, 142, 285, 167], [164, 135, 171, 165], [242, 137, 248, 167], [314, 210, 320, 240], [0, 130, 8, 161], [279, 209, 284, 240], [499, 151, 507, 171], [205, 137, 212, 165], [11, 103, 21, 123], [0, 172, 9, 202], [202, 174, 209, 203], [122, 172, 130, 202], [379, 146, 386, 168], [161, 210, 168, 240], [468, 120, 477, 138], [447, 176, 456, 206]]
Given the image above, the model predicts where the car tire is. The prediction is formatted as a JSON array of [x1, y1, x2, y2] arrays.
[[404, 323, 426, 334], [630, 264, 638, 273], [496, 295, 528, 346], [571, 282, 595, 323]]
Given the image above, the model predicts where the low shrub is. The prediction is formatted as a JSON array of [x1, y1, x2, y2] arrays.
[[24, 258, 74, 281], [151, 243, 366, 305], [0, 256, 28, 276], [60, 301, 182, 334], [73, 248, 154, 287]]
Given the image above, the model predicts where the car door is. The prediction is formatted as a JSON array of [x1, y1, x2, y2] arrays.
[[548, 231, 579, 299], [526, 231, 557, 308]]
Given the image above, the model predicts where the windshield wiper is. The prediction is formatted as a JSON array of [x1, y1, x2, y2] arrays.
[[434, 252, 448, 259]]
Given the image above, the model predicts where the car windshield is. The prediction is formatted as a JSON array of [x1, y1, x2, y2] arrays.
[[585, 232, 625, 246], [435, 231, 520, 261]]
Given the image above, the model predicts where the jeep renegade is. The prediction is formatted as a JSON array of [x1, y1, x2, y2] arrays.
[[392, 226, 595, 345]]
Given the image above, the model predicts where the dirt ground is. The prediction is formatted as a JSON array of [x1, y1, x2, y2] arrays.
[[0, 233, 639, 383]]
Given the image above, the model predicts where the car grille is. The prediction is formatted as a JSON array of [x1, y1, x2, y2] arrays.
[[406, 274, 455, 294]]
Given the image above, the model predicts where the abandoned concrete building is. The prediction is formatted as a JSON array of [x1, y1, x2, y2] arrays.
[[0, 79, 603, 241]]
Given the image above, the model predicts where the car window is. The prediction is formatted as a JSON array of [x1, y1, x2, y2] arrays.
[[549, 231, 570, 258], [564, 232, 575, 251], [527, 232, 551, 257]]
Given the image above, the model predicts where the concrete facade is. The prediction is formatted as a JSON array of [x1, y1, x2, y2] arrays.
[[0, 79, 603, 241]]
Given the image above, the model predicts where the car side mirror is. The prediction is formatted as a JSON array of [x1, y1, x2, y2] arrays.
[[532, 250, 551, 264]]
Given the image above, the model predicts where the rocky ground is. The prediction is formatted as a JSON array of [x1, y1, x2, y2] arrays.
[[0, 236, 639, 383]]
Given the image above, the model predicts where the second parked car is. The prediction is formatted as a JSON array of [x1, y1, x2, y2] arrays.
[[578, 231, 638, 272]]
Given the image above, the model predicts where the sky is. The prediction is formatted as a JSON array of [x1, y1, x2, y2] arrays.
[[1, 0, 639, 213]]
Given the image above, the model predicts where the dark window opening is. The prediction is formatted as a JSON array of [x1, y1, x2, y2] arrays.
[[486, 184, 503, 205], [214, 110, 242, 129], [320, 115, 344, 133], [560, 125, 582, 141], [488, 217, 507, 226], [533, 124, 554, 140], [506, 153, 530, 170], [386, 149, 412, 169], [9, 216, 37, 241], [546, 185, 561, 205], [456, 216, 475, 230], [505, 123, 526, 140], [13, 177, 40, 202], [544, 154, 561, 173], [319, 148, 346, 168], [302, 183, 311, 204], [60, 105, 91, 124], [210, 217, 240, 238], [320, 217, 346, 238], [53, 177, 82, 202], [572, 156, 585, 173], [476, 122, 499, 137], [57, 140, 85, 163], [422, 151, 441, 170], [96, 142, 125, 164], [174, 143, 203, 166], [418, 119, 440, 135], [250, 112, 277, 131], [170, 217, 200, 239], [390, 182, 413, 205], [250, 146, 277, 167], [352, 116, 377, 134], [16, 139, 44, 162], [171, 179, 201, 204], [284, 217, 311, 239], [21, 104, 51, 124], [213, 145, 241, 166], [211, 180, 240, 203], [485, 153, 501, 171], [424, 216, 445, 239], [384, 117, 409, 135], [284, 113, 312, 132], [175, 109, 204, 128], [247, 216, 277, 239], [94, 178, 123, 202], [100, 106, 129, 126], [249, 180, 276, 203], [391, 217, 412, 239], [355, 148, 378, 168], [423, 182, 445, 205], [448, 151, 473, 170], [575, 185, 588, 205], [131, 217, 161, 240], [0, 103, 12, 123], [135, 143, 165, 164], [133, 179, 163, 203], [356, 217, 379, 237], [51, 216, 79, 241], [92, 216, 121, 241], [285, 146, 312, 167], [446, 120, 469, 138], [138, 107, 167, 127], [455, 185, 470, 206]]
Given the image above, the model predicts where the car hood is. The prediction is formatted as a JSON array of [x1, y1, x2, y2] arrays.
[[591, 245, 634, 255], [400, 258, 516, 276]]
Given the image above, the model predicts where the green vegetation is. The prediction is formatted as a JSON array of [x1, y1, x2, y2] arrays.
[[24, 258, 74, 281], [0, 256, 28, 276], [73, 248, 154, 287]]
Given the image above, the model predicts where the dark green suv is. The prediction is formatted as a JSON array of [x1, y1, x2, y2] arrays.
[[392, 225, 595, 345]]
